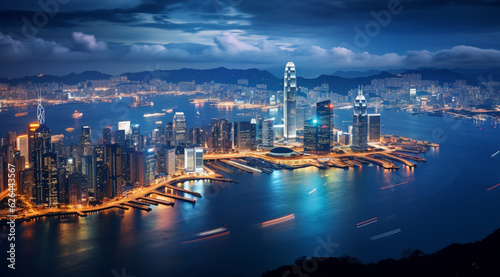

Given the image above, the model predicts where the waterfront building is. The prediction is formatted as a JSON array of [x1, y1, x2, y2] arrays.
[[352, 88, 368, 150], [368, 114, 381, 143], [184, 147, 204, 173], [283, 62, 297, 141]]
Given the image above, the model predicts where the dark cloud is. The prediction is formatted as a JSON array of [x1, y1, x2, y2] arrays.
[[0, 0, 499, 76]]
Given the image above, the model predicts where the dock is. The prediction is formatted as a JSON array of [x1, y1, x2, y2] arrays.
[[150, 191, 197, 204], [137, 198, 159, 206], [377, 153, 416, 167], [128, 200, 151, 206], [75, 211, 87, 217], [359, 156, 399, 169], [392, 152, 427, 162], [164, 183, 202, 197], [139, 196, 174, 206], [121, 202, 152, 211]]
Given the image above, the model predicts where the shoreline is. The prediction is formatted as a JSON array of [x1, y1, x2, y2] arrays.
[[0, 174, 238, 225]]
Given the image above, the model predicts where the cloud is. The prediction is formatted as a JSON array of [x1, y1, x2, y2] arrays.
[[72, 32, 107, 52], [1, 30, 500, 77]]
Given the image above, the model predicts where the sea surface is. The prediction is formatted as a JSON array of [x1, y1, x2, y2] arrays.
[[1, 95, 500, 277]]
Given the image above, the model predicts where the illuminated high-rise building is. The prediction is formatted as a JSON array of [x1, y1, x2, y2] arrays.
[[28, 122, 40, 166], [118, 121, 131, 136], [368, 114, 381, 143], [173, 112, 187, 146], [184, 147, 203, 173], [316, 100, 333, 154], [283, 62, 297, 141], [352, 88, 368, 149], [144, 148, 156, 185], [262, 119, 274, 148], [33, 124, 52, 206], [16, 134, 29, 167]]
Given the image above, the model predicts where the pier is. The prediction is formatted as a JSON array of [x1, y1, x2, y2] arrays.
[[149, 191, 197, 204], [121, 202, 152, 211], [139, 197, 174, 206], [377, 153, 416, 167], [163, 183, 202, 197]]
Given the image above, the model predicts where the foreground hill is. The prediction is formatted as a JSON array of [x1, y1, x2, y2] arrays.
[[263, 228, 500, 277]]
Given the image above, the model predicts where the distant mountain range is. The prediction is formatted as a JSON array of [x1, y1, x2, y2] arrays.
[[2, 67, 498, 94]]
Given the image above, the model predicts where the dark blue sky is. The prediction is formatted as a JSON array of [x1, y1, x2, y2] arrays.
[[1, 0, 500, 77]]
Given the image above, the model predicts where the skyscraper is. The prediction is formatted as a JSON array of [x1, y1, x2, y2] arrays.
[[262, 119, 274, 148], [144, 148, 156, 185], [184, 147, 203, 173], [236, 121, 252, 151], [33, 124, 52, 206], [106, 144, 122, 198], [173, 112, 187, 146], [283, 62, 297, 141], [316, 100, 333, 154], [352, 88, 368, 149], [368, 114, 381, 143]]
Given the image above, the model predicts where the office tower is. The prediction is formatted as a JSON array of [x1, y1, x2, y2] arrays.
[[165, 148, 176, 175], [303, 118, 316, 153], [283, 62, 297, 141], [173, 112, 187, 146], [129, 151, 144, 186], [12, 151, 25, 194], [175, 146, 185, 171], [16, 134, 29, 167], [144, 148, 156, 185], [210, 118, 230, 153], [33, 124, 52, 206], [352, 88, 368, 149], [191, 127, 203, 146], [57, 166, 68, 205], [118, 121, 131, 136], [316, 100, 333, 154], [42, 152, 58, 207], [21, 168, 34, 196], [262, 119, 274, 148], [165, 122, 174, 147], [340, 133, 351, 145], [184, 147, 203, 173], [80, 126, 92, 156], [131, 124, 140, 149], [68, 172, 88, 206], [250, 119, 258, 151], [102, 126, 112, 146], [28, 122, 40, 165], [368, 114, 381, 143], [93, 146, 107, 201], [236, 121, 252, 151], [114, 129, 126, 149], [106, 144, 122, 198]]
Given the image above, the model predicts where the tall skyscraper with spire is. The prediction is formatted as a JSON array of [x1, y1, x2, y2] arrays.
[[283, 62, 297, 141], [352, 87, 368, 149], [37, 91, 45, 125]]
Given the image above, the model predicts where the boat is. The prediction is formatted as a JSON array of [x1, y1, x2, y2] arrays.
[[65, 127, 74, 132], [128, 101, 153, 108], [143, 112, 165, 118], [196, 111, 200, 115], [14, 111, 28, 117], [162, 108, 174, 113], [72, 110, 83, 119]]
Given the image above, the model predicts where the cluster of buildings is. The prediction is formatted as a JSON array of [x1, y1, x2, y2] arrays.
[[0, 62, 384, 208]]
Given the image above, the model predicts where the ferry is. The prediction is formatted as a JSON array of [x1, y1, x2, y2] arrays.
[[72, 110, 83, 119], [161, 108, 174, 113], [14, 111, 28, 117], [143, 112, 165, 118]]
